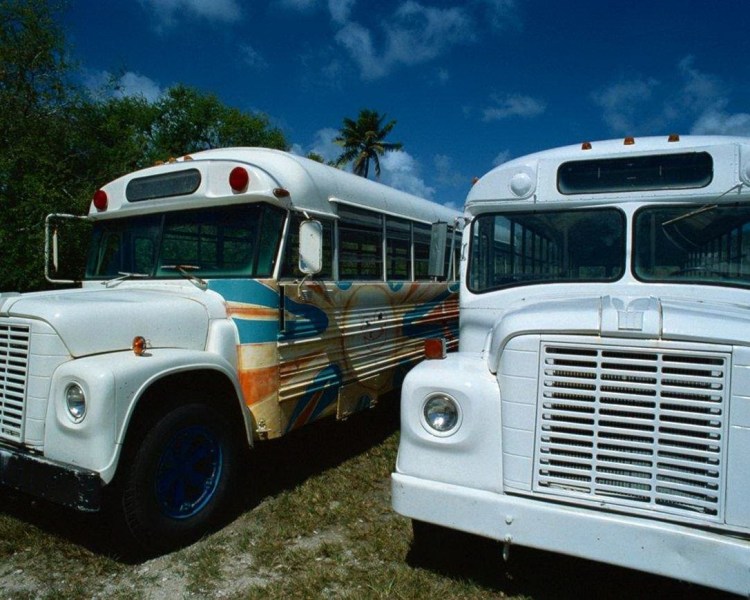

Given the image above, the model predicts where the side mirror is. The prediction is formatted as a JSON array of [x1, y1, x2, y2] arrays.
[[298, 219, 323, 275], [428, 221, 448, 279], [44, 213, 91, 285]]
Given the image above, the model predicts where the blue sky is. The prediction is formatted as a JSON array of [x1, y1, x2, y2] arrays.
[[62, 0, 750, 208]]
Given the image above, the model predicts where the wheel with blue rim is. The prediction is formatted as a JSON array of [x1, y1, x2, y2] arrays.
[[121, 403, 239, 553]]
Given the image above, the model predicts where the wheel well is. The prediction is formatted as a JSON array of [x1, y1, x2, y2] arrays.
[[119, 370, 249, 468]]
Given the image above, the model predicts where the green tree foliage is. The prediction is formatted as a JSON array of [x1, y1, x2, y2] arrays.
[[334, 109, 403, 178], [0, 0, 77, 291], [0, 0, 287, 292]]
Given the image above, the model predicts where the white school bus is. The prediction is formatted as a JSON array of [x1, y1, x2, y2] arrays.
[[392, 135, 750, 595], [0, 147, 459, 552]]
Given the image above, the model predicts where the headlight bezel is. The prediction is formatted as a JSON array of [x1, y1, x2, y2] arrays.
[[420, 392, 462, 437], [64, 382, 87, 423]]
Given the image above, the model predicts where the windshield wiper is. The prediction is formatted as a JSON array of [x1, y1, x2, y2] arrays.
[[103, 271, 150, 288], [161, 264, 208, 291]]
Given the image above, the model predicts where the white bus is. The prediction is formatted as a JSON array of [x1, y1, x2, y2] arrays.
[[0, 147, 459, 552], [392, 135, 750, 595]]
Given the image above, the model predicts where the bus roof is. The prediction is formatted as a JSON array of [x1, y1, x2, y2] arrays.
[[94, 147, 459, 226], [467, 135, 750, 211]]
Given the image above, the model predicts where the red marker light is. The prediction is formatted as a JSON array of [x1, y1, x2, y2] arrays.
[[93, 189, 108, 211], [229, 167, 250, 192], [424, 338, 447, 360]]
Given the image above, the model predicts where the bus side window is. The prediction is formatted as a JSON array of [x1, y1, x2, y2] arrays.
[[414, 223, 431, 280], [338, 206, 383, 280]]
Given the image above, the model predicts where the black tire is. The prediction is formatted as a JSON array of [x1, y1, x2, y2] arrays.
[[120, 403, 239, 554]]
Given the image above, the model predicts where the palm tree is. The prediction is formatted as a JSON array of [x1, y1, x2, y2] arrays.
[[334, 109, 403, 178]]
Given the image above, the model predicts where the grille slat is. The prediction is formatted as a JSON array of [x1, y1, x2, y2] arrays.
[[0, 323, 29, 442], [533, 343, 728, 523]]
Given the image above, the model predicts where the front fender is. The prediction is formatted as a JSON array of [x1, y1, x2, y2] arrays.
[[46, 348, 247, 484], [395, 352, 503, 493]]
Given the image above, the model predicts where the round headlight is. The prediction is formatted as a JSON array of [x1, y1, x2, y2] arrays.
[[422, 393, 460, 435], [65, 384, 86, 422]]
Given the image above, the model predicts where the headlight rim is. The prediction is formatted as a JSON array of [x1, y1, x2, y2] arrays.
[[420, 392, 462, 437], [64, 382, 87, 423]]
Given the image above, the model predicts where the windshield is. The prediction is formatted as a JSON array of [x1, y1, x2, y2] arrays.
[[468, 208, 625, 292], [634, 203, 750, 288], [85, 203, 285, 279]]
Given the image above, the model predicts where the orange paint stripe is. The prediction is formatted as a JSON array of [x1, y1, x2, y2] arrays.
[[239, 365, 279, 405], [227, 304, 278, 319]]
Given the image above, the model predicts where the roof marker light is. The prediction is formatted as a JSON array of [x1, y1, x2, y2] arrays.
[[581, 141, 592, 150], [668, 134, 680, 142], [132, 336, 148, 356], [229, 166, 250, 192], [624, 136, 635, 145], [93, 189, 108, 211]]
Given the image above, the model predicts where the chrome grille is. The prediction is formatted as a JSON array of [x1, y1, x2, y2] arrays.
[[533, 343, 728, 522], [0, 323, 30, 442]]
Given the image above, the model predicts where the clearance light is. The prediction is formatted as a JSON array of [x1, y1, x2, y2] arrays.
[[229, 167, 250, 192], [424, 338, 447, 360], [273, 187, 290, 198], [668, 134, 680, 142], [581, 141, 592, 150], [471, 176, 480, 185], [624, 136, 635, 145], [93, 189, 108, 211], [132, 336, 148, 356]]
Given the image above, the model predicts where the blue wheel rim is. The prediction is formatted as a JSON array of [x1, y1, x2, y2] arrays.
[[155, 425, 223, 519]]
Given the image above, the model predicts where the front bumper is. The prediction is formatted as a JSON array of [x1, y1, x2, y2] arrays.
[[392, 472, 750, 596], [0, 443, 102, 511]]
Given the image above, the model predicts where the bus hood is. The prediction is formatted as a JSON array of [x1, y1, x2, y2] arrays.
[[487, 294, 750, 372], [0, 287, 217, 358]]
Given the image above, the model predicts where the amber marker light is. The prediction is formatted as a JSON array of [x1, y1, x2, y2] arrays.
[[668, 134, 680, 142], [581, 141, 592, 150], [424, 338, 447, 360], [624, 136, 635, 145], [132, 336, 147, 356]]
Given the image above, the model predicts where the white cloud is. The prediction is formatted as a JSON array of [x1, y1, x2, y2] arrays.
[[592, 58, 748, 137], [84, 70, 163, 102], [434, 154, 469, 188], [276, 0, 355, 23], [691, 110, 750, 136], [240, 45, 268, 70], [335, 22, 386, 80], [475, 0, 520, 31], [591, 77, 660, 134], [328, 0, 356, 24], [277, 0, 317, 9], [482, 93, 546, 121], [139, 0, 241, 27], [380, 151, 435, 199], [117, 72, 163, 102], [492, 150, 511, 166], [335, 2, 473, 80]]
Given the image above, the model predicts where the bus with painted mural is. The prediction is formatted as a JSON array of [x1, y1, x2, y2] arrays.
[[0, 147, 460, 552], [392, 135, 750, 595]]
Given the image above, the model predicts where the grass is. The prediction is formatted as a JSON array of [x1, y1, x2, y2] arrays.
[[0, 400, 736, 599]]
